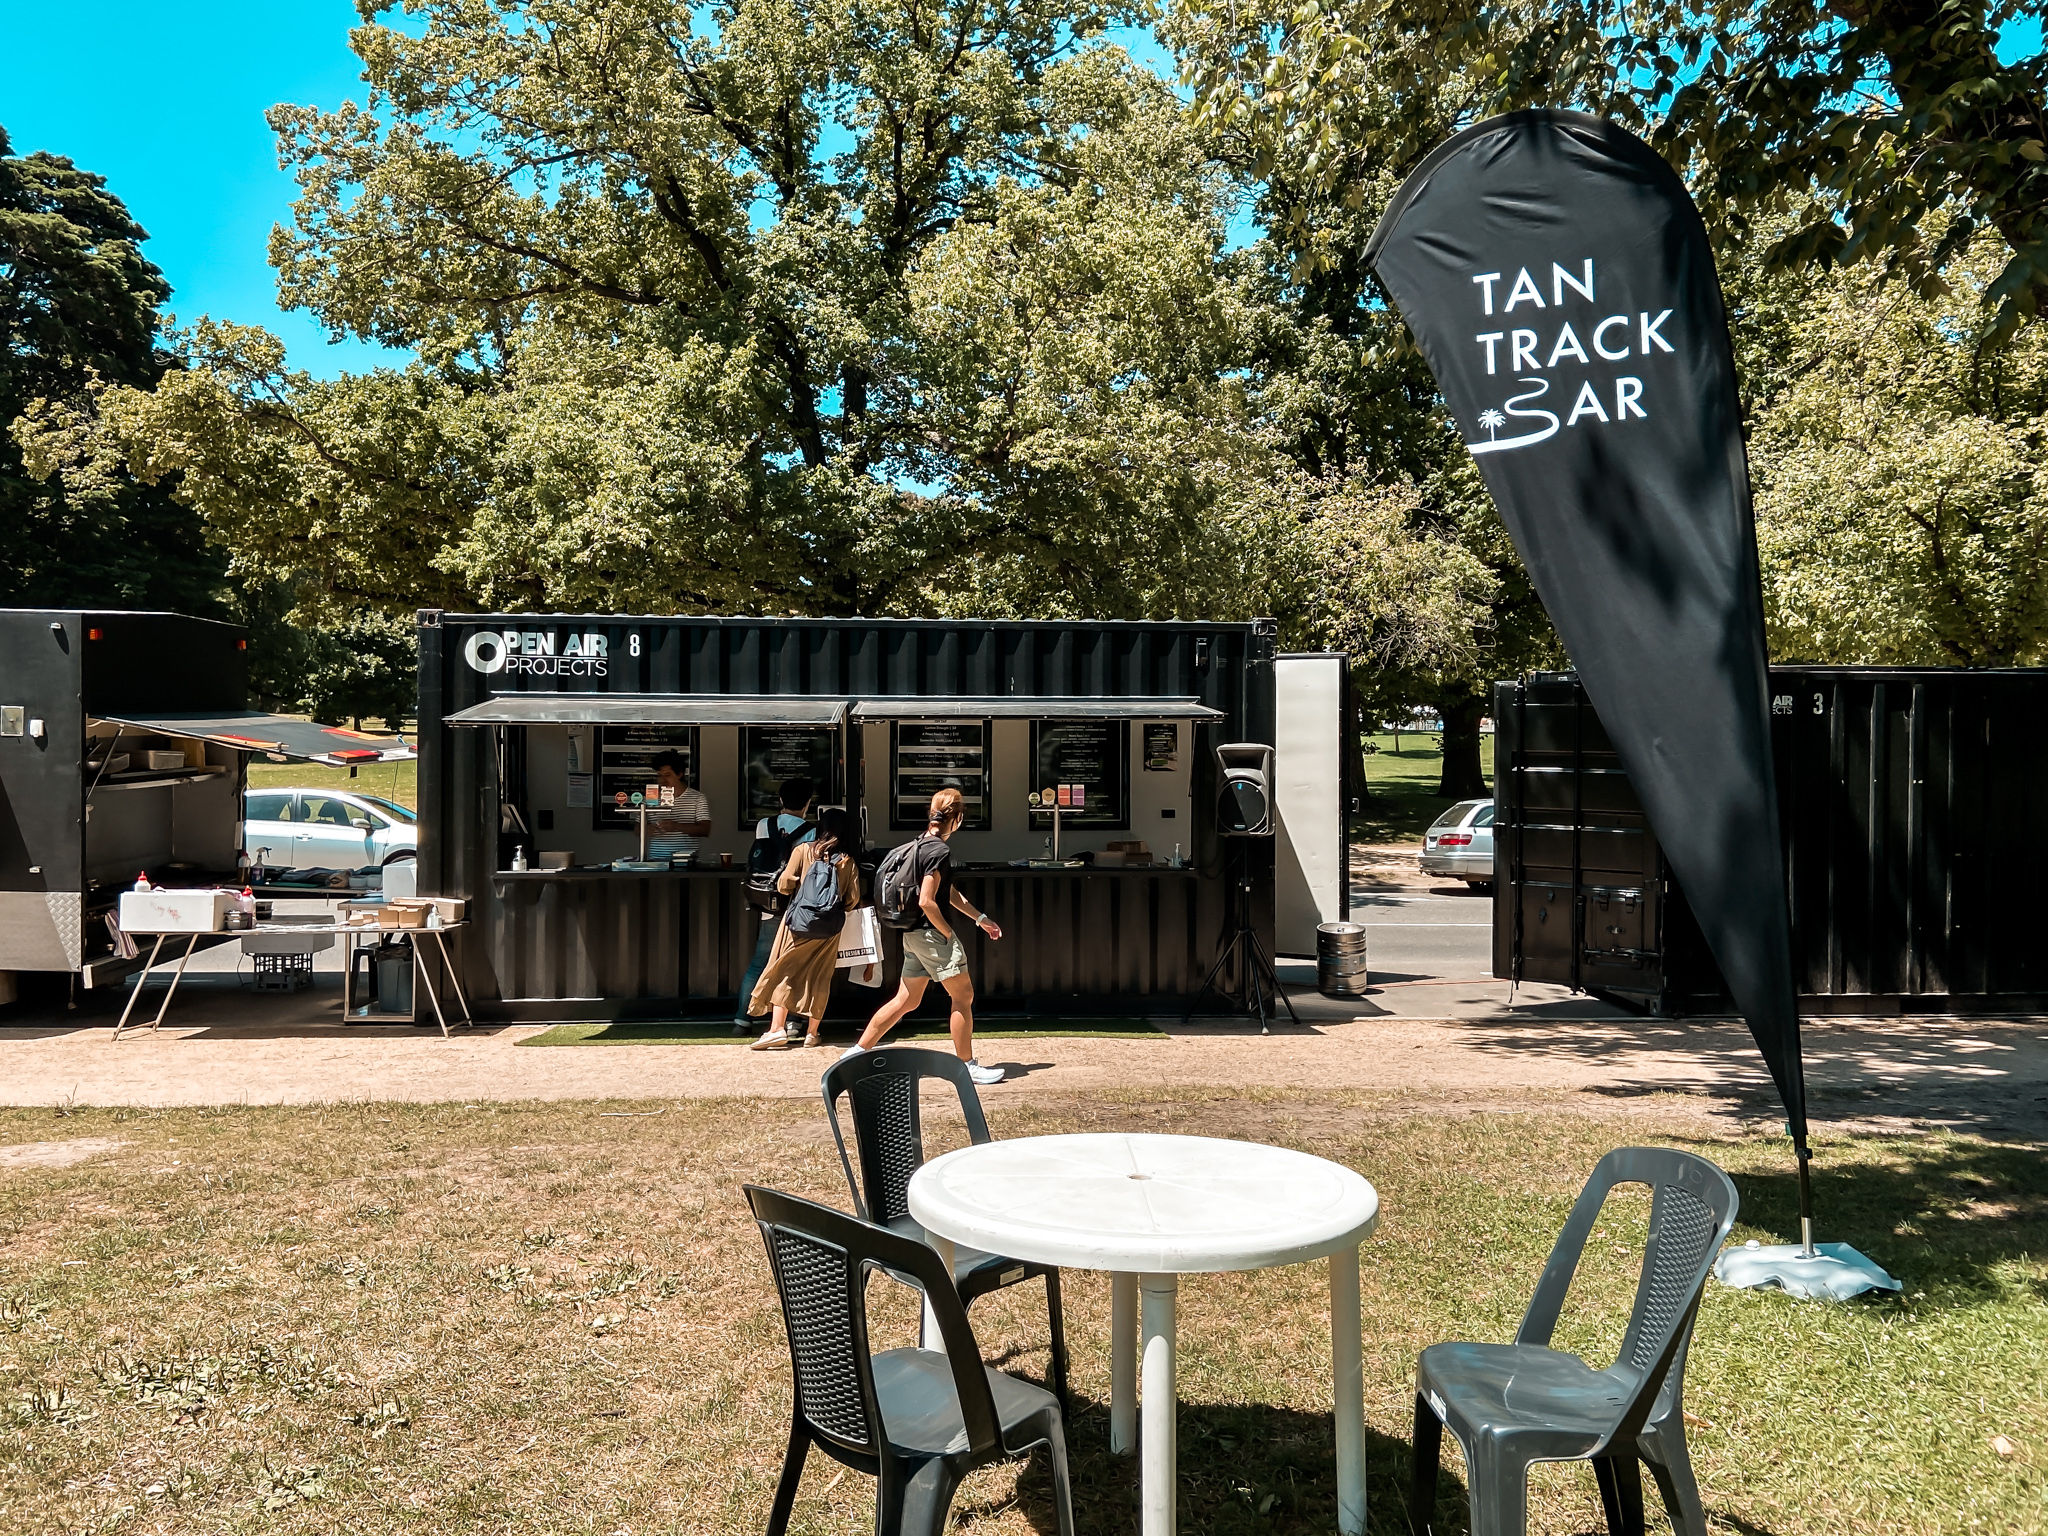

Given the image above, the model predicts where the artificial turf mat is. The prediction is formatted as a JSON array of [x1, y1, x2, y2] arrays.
[[516, 1017, 1168, 1046]]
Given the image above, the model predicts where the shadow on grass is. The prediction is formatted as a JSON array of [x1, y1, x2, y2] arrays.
[[1714, 1132, 2048, 1298], [995, 1398, 1443, 1536]]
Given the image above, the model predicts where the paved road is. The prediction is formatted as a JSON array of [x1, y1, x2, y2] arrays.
[[1346, 888, 1496, 985]]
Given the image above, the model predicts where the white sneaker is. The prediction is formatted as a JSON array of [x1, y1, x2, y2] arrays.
[[839, 1044, 870, 1061], [965, 1060, 1004, 1085]]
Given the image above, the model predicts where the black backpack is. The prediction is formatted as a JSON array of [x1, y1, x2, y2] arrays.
[[784, 852, 848, 940], [743, 817, 814, 912], [873, 838, 933, 930]]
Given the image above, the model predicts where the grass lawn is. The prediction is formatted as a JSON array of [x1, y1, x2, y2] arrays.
[[1, 1094, 2040, 1535], [247, 759, 418, 813], [0, 1097, 2039, 1536], [1354, 733, 1496, 846]]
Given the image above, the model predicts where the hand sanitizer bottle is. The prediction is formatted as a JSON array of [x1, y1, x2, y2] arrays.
[[134, 870, 152, 892]]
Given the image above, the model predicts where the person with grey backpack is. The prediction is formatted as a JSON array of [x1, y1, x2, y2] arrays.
[[747, 807, 861, 1050], [844, 786, 1005, 1084]]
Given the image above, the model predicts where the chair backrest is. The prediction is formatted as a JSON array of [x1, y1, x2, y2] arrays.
[[1513, 1147, 1738, 1445], [744, 1183, 1001, 1460], [821, 1047, 994, 1223]]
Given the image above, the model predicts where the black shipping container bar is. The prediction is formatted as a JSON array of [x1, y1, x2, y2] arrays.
[[1494, 669, 2048, 1016], [417, 613, 1354, 1020]]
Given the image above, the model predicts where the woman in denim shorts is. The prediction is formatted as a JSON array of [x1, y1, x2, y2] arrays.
[[845, 787, 1005, 1085]]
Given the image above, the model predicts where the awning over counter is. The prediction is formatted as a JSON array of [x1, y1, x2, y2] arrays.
[[443, 694, 852, 727], [850, 695, 1226, 721], [91, 711, 414, 766]]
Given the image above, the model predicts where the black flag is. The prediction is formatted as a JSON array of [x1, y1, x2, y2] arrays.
[[1365, 109, 1807, 1139]]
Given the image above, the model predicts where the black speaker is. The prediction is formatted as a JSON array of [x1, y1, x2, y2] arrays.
[[1214, 743, 1275, 836]]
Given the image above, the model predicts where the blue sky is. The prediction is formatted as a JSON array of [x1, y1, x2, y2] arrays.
[[5, 0, 409, 376], [4, 8, 2038, 381]]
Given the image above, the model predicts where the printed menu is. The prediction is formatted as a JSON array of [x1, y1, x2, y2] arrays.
[[890, 720, 991, 830], [741, 726, 840, 829], [1030, 720, 1129, 829], [595, 724, 697, 829]]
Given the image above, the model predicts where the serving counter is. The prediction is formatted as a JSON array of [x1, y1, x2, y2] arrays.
[[481, 862, 1223, 1020]]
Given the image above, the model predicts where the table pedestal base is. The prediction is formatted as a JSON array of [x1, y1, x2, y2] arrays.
[[1140, 1275, 1177, 1536], [1108, 1248, 1367, 1536]]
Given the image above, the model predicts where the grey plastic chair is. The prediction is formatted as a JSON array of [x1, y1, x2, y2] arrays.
[[1408, 1147, 1739, 1536], [745, 1184, 1075, 1536], [822, 1046, 1070, 1406]]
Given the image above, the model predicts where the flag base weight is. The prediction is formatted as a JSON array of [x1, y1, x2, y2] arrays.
[[1714, 1240, 1900, 1301]]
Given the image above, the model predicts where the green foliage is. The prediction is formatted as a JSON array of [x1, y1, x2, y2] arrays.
[[1747, 240, 2048, 665], [1173, 0, 2048, 335], [0, 124, 227, 615]]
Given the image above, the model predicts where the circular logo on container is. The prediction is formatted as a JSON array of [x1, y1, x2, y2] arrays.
[[463, 630, 509, 673]]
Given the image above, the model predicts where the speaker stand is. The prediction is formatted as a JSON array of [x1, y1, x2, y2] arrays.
[[1184, 847, 1301, 1031]]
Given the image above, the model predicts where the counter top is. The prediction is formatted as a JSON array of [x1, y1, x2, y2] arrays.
[[491, 862, 1197, 879]]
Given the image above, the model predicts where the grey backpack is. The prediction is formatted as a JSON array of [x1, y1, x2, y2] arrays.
[[783, 853, 846, 940]]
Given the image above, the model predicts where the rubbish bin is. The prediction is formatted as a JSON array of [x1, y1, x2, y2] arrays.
[[1316, 922, 1369, 997], [375, 937, 414, 1015]]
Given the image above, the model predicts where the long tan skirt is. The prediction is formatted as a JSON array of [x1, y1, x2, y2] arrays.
[[749, 920, 838, 1022]]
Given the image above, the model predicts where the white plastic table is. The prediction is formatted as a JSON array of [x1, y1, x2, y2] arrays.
[[907, 1133, 1380, 1536]]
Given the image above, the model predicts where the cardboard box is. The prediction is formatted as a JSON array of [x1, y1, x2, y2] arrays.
[[118, 889, 235, 934], [385, 902, 429, 929]]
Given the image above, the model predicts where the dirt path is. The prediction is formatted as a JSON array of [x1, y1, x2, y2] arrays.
[[4, 1011, 2042, 1140]]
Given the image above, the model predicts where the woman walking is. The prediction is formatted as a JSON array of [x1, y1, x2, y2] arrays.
[[845, 786, 1005, 1084], [748, 807, 861, 1050]]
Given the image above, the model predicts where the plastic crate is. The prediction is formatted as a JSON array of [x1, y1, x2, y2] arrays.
[[251, 951, 315, 992]]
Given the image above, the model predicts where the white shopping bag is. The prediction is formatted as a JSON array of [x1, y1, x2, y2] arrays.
[[836, 906, 882, 971]]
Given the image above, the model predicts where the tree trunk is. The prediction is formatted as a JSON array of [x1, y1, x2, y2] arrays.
[[1436, 695, 1489, 799]]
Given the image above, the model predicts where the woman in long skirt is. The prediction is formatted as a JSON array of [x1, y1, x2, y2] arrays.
[[748, 807, 861, 1049]]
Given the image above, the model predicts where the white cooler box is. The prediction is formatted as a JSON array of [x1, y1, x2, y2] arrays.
[[118, 889, 235, 934]]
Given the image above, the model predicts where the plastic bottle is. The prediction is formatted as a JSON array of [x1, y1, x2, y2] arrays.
[[1171, 842, 1183, 869], [239, 887, 257, 921], [133, 870, 152, 892], [511, 845, 528, 872]]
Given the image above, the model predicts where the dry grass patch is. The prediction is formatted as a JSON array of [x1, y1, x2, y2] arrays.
[[0, 1092, 2041, 1535]]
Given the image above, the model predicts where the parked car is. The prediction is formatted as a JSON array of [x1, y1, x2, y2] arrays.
[[1419, 798, 1494, 887], [244, 789, 417, 870]]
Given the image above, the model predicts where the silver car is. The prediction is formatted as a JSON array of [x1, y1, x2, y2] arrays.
[[1419, 798, 1495, 886], [244, 789, 417, 871]]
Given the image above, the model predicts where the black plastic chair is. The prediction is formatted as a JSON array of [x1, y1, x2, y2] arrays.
[[822, 1046, 1070, 1406], [745, 1184, 1076, 1536], [1409, 1147, 1739, 1536]]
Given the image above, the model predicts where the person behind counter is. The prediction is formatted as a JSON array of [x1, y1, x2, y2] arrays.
[[747, 806, 861, 1050], [647, 751, 711, 865], [733, 776, 816, 1037], [845, 786, 1005, 1085]]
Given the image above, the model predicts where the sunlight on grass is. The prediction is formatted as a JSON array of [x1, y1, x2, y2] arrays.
[[247, 758, 418, 812], [1355, 733, 1495, 846], [0, 1096, 2039, 1534]]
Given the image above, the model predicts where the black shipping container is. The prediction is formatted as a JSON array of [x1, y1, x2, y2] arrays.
[[417, 613, 1352, 1019], [1494, 668, 2048, 1015]]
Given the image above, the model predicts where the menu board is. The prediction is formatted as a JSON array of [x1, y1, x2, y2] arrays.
[[1030, 720, 1129, 829], [1143, 722, 1180, 772], [740, 726, 841, 830], [595, 724, 698, 829], [890, 720, 992, 830]]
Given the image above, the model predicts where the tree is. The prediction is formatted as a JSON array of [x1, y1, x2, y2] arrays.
[[1173, 0, 2048, 334], [0, 125, 225, 613], [1168, 1, 1562, 798], [1747, 238, 2048, 665], [24, 0, 1329, 625]]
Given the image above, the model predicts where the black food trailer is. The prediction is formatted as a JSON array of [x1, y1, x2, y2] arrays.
[[1494, 668, 2048, 1015], [0, 610, 413, 1004], [416, 613, 1355, 1020]]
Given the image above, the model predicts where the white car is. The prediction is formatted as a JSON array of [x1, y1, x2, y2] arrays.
[[244, 789, 417, 870], [1419, 798, 1495, 887]]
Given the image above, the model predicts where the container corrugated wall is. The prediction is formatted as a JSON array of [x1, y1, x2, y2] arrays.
[[418, 614, 1271, 1016], [1496, 667, 2048, 1014]]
